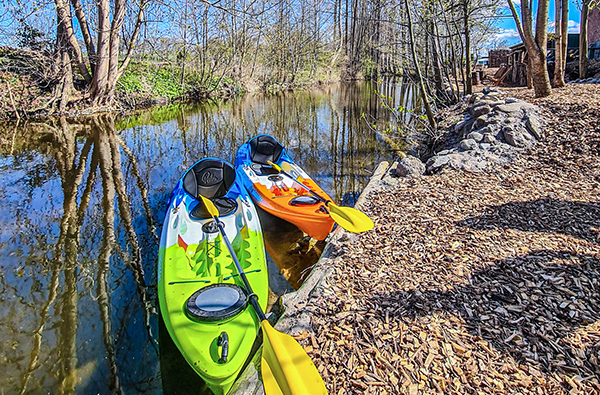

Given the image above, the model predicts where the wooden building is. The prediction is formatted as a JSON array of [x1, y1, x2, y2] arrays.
[[488, 49, 509, 67]]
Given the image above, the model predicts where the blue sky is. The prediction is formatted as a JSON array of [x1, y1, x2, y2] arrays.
[[492, 0, 583, 47]]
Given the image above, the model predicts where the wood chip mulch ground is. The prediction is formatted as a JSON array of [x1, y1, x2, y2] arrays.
[[297, 84, 600, 394]]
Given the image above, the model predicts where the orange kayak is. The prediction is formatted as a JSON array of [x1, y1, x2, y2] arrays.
[[235, 135, 335, 240]]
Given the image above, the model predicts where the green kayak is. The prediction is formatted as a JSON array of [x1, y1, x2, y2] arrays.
[[158, 158, 268, 395]]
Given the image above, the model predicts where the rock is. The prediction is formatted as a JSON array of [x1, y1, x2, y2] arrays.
[[479, 126, 492, 134], [395, 155, 425, 178], [454, 120, 466, 134], [472, 116, 488, 131], [482, 133, 495, 143], [459, 139, 478, 151], [479, 143, 491, 150], [425, 155, 450, 173], [468, 93, 483, 104], [496, 102, 535, 115], [525, 115, 542, 140], [505, 97, 518, 104], [467, 132, 484, 142], [502, 126, 533, 148], [471, 104, 491, 117], [438, 149, 450, 156], [482, 94, 501, 102]]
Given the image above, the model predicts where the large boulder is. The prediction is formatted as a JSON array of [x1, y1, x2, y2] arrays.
[[395, 155, 425, 177]]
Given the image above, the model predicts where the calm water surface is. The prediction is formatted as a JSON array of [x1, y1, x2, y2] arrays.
[[0, 81, 417, 394]]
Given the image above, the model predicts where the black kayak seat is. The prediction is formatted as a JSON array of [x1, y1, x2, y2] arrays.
[[186, 283, 247, 322], [183, 158, 236, 200], [183, 159, 238, 218], [249, 135, 284, 165], [190, 197, 237, 219]]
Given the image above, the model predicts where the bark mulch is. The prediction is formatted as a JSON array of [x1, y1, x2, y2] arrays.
[[296, 84, 600, 394]]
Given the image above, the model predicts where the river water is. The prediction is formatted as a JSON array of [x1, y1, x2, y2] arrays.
[[0, 80, 418, 394]]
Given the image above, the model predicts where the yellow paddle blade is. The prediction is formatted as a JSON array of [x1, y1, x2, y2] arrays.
[[261, 321, 328, 395], [199, 195, 220, 218], [327, 202, 374, 233], [267, 160, 373, 234], [267, 160, 282, 172]]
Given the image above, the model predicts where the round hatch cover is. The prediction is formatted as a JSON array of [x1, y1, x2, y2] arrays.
[[186, 284, 247, 322], [289, 195, 320, 206]]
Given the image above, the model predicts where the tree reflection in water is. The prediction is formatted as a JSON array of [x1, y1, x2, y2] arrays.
[[0, 79, 417, 394], [9, 115, 156, 394]]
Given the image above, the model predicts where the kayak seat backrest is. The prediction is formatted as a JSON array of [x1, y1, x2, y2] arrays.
[[249, 135, 283, 165], [190, 197, 237, 219], [183, 159, 236, 200]]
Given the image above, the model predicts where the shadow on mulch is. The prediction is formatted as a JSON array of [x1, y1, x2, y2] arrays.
[[456, 197, 600, 244], [370, 250, 600, 377]]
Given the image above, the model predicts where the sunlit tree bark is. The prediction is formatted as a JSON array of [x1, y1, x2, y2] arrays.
[[507, 0, 552, 97]]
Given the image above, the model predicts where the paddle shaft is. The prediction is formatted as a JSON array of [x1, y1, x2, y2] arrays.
[[274, 166, 330, 206], [213, 218, 267, 322]]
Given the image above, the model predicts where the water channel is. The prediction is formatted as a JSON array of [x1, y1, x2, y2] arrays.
[[0, 80, 419, 394]]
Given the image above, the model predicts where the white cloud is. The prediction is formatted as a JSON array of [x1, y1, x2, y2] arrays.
[[494, 29, 521, 41], [480, 29, 521, 51], [568, 20, 580, 33]]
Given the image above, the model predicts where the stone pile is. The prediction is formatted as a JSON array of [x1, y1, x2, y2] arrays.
[[396, 88, 544, 177], [568, 78, 600, 84]]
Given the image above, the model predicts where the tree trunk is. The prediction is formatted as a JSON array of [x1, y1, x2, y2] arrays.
[[463, 3, 472, 95], [579, 2, 589, 79], [54, 0, 92, 83], [560, 0, 568, 79], [91, 0, 111, 104], [429, 20, 444, 97], [529, 48, 551, 96], [526, 57, 533, 89], [54, 7, 73, 112], [553, 0, 565, 87], [70, 0, 96, 72], [405, 0, 437, 130], [507, 0, 551, 97], [105, 0, 127, 102]]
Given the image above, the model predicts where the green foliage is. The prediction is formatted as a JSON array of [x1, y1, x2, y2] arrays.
[[117, 61, 243, 102], [362, 57, 377, 78]]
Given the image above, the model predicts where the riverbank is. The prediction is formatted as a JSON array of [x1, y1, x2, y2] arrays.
[[0, 46, 339, 121], [277, 84, 599, 393]]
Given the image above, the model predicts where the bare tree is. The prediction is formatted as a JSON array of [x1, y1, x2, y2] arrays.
[[578, 0, 598, 79], [507, 0, 552, 97], [553, 0, 568, 87], [52, 0, 149, 105]]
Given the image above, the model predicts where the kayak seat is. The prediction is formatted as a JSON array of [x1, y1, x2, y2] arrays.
[[183, 158, 236, 200], [190, 197, 237, 219], [249, 135, 283, 165], [186, 283, 247, 322]]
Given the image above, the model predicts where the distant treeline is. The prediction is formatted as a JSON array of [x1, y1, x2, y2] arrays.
[[1, 0, 505, 115]]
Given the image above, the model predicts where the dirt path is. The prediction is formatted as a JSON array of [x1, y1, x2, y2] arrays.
[[302, 84, 600, 394]]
